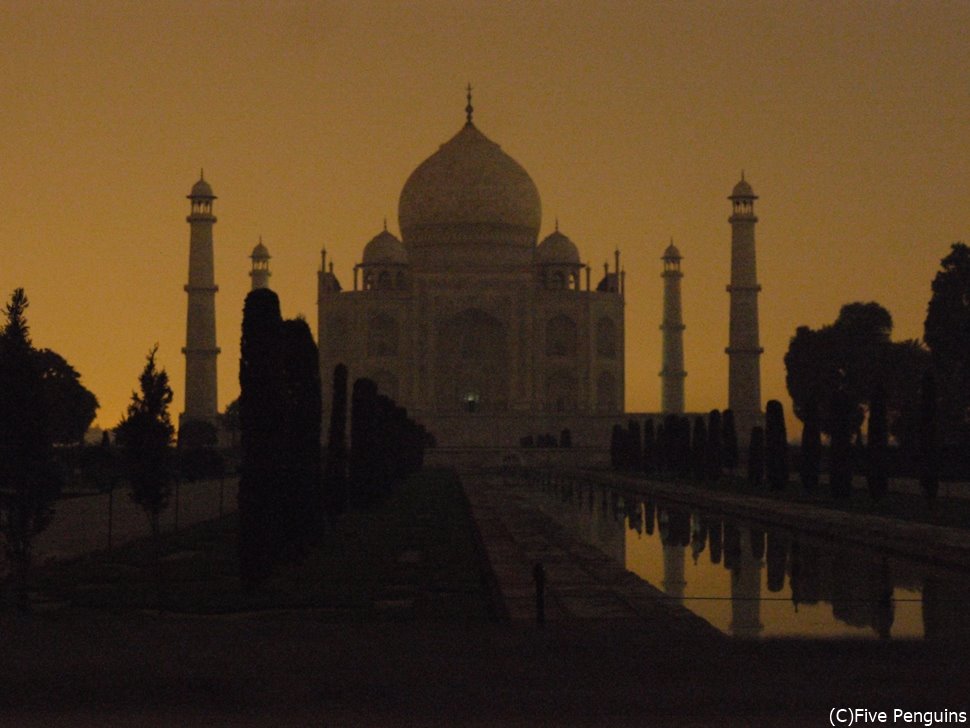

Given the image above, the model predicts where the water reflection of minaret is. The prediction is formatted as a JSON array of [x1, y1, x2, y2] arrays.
[[730, 528, 764, 638], [659, 509, 687, 604]]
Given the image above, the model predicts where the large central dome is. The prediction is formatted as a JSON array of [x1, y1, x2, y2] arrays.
[[398, 122, 542, 239]]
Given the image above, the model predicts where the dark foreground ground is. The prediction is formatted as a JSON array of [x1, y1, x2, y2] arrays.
[[3, 613, 969, 727], [2, 469, 969, 726]]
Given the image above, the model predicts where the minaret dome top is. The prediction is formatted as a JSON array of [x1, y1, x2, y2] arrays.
[[729, 174, 756, 200], [189, 172, 216, 200]]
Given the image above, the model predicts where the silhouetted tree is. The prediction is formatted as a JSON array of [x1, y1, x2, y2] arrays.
[[691, 416, 707, 481], [238, 288, 285, 589], [115, 345, 175, 539], [829, 388, 854, 500], [918, 370, 939, 503], [34, 348, 99, 446], [867, 383, 889, 501], [610, 424, 624, 470], [800, 396, 821, 491], [220, 398, 240, 450], [765, 400, 788, 491], [655, 421, 667, 474], [642, 418, 656, 475], [722, 409, 739, 473], [747, 426, 765, 488], [706, 409, 723, 480], [349, 377, 381, 506], [0, 289, 61, 610], [923, 242, 970, 448], [627, 420, 642, 471], [786, 302, 927, 443], [666, 415, 691, 478], [325, 364, 349, 518], [280, 317, 322, 550]]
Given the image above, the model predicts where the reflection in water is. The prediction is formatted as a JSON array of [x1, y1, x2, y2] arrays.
[[707, 518, 722, 565], [525, 476, 970, 640], [731, 529, 763, 638]]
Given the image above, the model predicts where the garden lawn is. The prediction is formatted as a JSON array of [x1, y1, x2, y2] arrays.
[[29, 468, 498, 620]]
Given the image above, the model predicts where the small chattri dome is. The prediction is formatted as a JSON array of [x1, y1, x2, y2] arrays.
[[362, 229, 407, 265], [251, 241, 270, 259], [662, 242, 682, 259], [189, 174, 215, 199], [730, 176, 756, 199], [537, 229, 580, 265]]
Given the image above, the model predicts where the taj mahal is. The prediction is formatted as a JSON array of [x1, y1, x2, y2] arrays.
[[180, 90, 764, 459]]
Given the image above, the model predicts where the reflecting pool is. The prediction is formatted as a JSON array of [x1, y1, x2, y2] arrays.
[[520, 477, 970, 639]]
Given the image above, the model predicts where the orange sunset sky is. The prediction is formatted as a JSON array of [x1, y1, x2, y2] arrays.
[[1, 1, 967, 431]]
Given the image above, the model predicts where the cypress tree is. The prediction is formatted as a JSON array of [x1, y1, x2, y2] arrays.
[[691, 416, 707, 481], [748, 426, 765, 488], [722, 409, 739, 473], [349, 378, 380, 507], [800, 396, 821, 491], [765, 399, 788, 491], [280, 318, 322, 552], [627, 419, 642, 471], [707, 409, 723, 481], [657, 418, 671, 474], [829, 388, 853, 499], [610, 424, 624, 470], [677, 416, 693, 479], [642, 418, 656, 475], [918, 370, 940, 503], [238, 288, 284, 589], [866, 383, 889, 501], [325, 364, 349, 519]]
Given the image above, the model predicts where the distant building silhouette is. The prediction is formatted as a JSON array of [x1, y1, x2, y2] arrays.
[[660, 241, 686, 413], [250, 238, 271, 291], [181, 172, 220, 429], [317, 91, 625, 449], [726, 174, 763, 440]]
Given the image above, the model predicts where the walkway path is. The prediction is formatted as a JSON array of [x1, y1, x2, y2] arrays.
[[463, 472, 722, 637]]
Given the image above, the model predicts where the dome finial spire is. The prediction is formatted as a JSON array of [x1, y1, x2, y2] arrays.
[[383, 216, 388, 232], [555, 217, 559, 232], [465, 83, 474, 125]]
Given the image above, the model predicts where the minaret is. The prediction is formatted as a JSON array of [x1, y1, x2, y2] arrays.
[[660, 241, 686, 413], [181, 172, 220, 428], [726, 174, 763, 440], [250, 237, 271, 290]]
